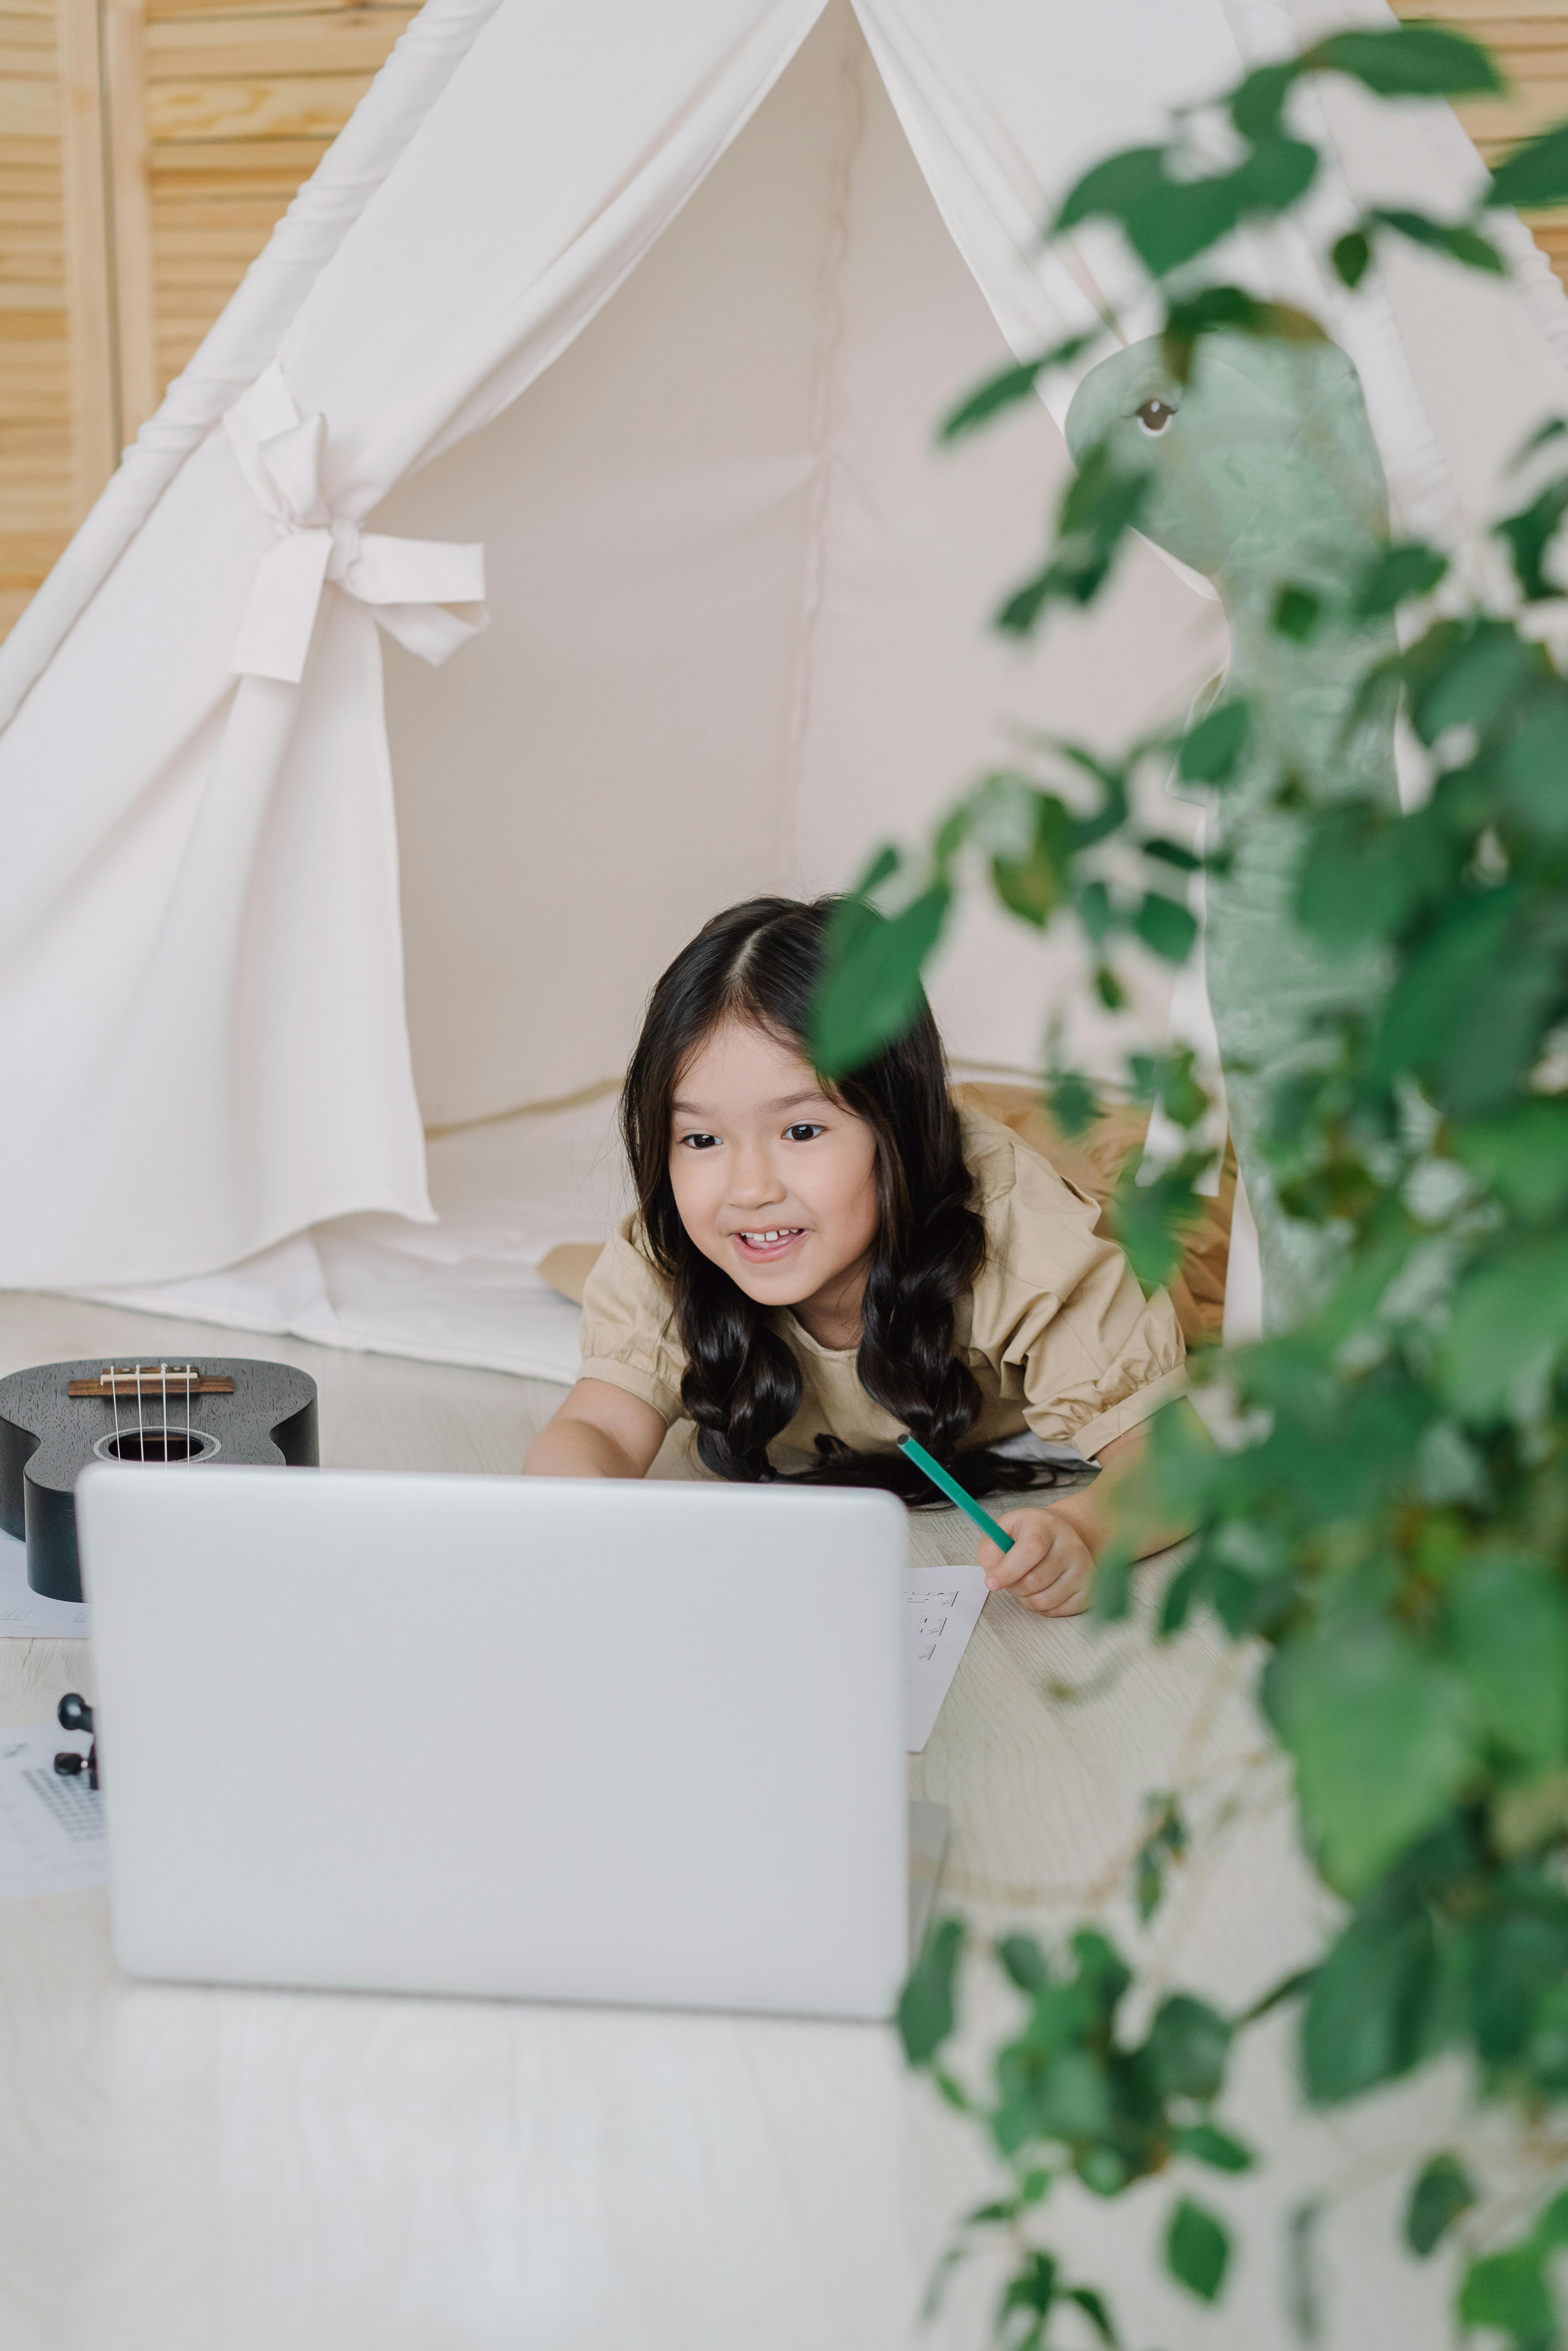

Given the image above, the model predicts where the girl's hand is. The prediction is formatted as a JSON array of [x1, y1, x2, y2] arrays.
[[978, 1506, 1096, 1617]]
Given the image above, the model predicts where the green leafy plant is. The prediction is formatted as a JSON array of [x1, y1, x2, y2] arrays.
[[811, 21, 1568, 2345]]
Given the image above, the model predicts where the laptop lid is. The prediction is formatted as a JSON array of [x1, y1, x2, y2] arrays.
[[76, 1465, 909, 2020]]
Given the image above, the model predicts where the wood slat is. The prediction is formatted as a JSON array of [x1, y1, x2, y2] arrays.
[[147, 132, 327, 173], [0, 78, 56, 133], [150, 0, 405, 18], [146, 6, 412, 75], [146, 69, 372, 138]]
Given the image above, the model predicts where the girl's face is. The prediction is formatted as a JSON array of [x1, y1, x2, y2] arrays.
[[668, 1018, 880, 1322]]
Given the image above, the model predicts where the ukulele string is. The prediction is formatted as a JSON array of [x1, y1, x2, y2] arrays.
[[109, 1364, 121, 1455], [137, 1361, 144, 1463], [185, 1363, 191, 1458], [160, 1359, 167, 1461]]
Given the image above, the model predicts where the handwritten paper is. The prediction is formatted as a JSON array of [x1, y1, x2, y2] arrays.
[[0, 1528, 89, 1638], [0, 1723, 105, 1898], [905, 1562, 987, 1752]]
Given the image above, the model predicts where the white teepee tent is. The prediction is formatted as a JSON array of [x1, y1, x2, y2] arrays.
[[2, 0, 1566, 1378]]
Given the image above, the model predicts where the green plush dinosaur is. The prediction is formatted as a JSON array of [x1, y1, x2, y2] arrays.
[[1065, 333, 1400, 1328]]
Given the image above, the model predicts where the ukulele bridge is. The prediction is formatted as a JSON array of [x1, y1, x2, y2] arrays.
[[67, 1365, 237, 1400]]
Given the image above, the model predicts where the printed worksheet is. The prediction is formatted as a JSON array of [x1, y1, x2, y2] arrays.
[[0, 1528, 90, 1638], [0, 1724, 106, 1899], [905, 1562, 987, 1752]]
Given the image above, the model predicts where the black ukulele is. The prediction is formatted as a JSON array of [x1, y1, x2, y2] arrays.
[[0, 1358, 319, 1603]]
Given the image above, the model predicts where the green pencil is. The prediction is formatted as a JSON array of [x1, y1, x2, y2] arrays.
[[898, 1435, 1014, 1552]]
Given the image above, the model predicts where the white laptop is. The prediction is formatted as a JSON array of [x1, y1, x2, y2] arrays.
[[76, 1465, 931, 2021]]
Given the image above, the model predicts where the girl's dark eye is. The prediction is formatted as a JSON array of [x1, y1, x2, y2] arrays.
[[784, 1123, 824, 1143], [1136, 397, 1176, 434], [680, 1132, 720, 1151]]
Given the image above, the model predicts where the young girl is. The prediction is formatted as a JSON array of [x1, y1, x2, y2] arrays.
[[526, 897, 1188, 1614]]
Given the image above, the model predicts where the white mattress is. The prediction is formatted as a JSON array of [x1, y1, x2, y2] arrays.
[[70, 1090, 631, 1384]]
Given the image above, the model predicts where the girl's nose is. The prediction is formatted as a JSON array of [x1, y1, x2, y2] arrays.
[[728, 1144, 785, 1206]]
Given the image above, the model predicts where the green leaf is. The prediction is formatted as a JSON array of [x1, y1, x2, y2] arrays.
[[997, 439, 1153, 626], [1494, 475, 1568, 602], [898, 1916, 964, 2065], [1134, 890, 1197, 963], [1146, 1993, 1232, 2100], [1369, 206, 1505, 275], [992, 793, 1076, 927], [1110, 1157, 1206, 1291], [1309, 24, 1506, 100], [1473, 1899, 1568, 2062], [1451, 1101, 1568, 1219], [1126, 171, 1250, 277], [1230, 60, 1300, 139], [1332, 227, 1370, 288], [1354, 541, 1448, 616], [1373, 885, 1518, 1090], [1235, 134, 1320, 215], [940, 335, 1096, 442], [1440, 1234, 1568, 1421], [1295, 808, 1423, 949], [1302, 1903, 1436, 2103], [1174, 2122, 1254, 2173], [1035, 2048, 1115, 2138], [808, 883, 950, 1078], [1498, 696, 1568, 839], [1405, 2152, 1477, 2256], [1055, 145, 1167, 235], [1263, 1618, 1476, 1896], [1459, 2244, 1556, 2346], [997, 1931, 1048, 1993], [1408, 619, 1538, 740], [1141, 835, 1201, 874], [1446, 1556, 1568, 1767], [999, 2248, 1057, 2321], [1048, 1069, 1100, 1139], [1166, 2198, 1231, 2303], [1491, 119, 1568, 211], [1273, 584, 1321, 640], [1178, 700, 1250, 785], [1064, 2284, 1120, 2345]]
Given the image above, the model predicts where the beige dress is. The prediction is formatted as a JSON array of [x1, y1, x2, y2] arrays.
[[578, 1107, 1186, 1468]]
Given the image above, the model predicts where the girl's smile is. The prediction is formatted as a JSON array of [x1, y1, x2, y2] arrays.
[[730, 1226, 807, 1264]]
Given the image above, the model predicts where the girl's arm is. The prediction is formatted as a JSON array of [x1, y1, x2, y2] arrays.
[[525, 1378, 667, 1478], [978, 1404, 1201, 1617]]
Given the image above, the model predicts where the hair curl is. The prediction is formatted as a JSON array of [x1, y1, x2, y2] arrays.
[[620, 896, 1057, 1505]]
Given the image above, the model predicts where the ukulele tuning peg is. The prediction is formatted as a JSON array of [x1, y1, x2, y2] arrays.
[[57, 1692, 93, 1734]]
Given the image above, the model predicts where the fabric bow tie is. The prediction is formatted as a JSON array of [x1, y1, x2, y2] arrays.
[[223, 363, 487, 684]]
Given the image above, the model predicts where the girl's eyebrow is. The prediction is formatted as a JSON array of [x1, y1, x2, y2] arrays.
[[670, 1090, 829, 1117]]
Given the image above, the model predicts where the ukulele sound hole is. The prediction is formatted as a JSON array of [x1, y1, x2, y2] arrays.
[[92, 1427, 221, 1465]]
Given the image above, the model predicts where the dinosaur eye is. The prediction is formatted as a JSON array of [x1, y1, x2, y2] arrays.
[[1136, 397, 1176, 435]]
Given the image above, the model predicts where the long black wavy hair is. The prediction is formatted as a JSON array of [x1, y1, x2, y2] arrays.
[[621, 896, 1057, 1505]]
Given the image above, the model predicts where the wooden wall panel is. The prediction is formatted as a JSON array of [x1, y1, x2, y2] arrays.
[[0, 1, 68, 635]]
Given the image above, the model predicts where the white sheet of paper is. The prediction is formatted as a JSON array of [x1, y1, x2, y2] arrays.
[[0, 1527, 90, 1638], [905, 1563, 987, 1752], [0, 1723, 106, 1898]]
